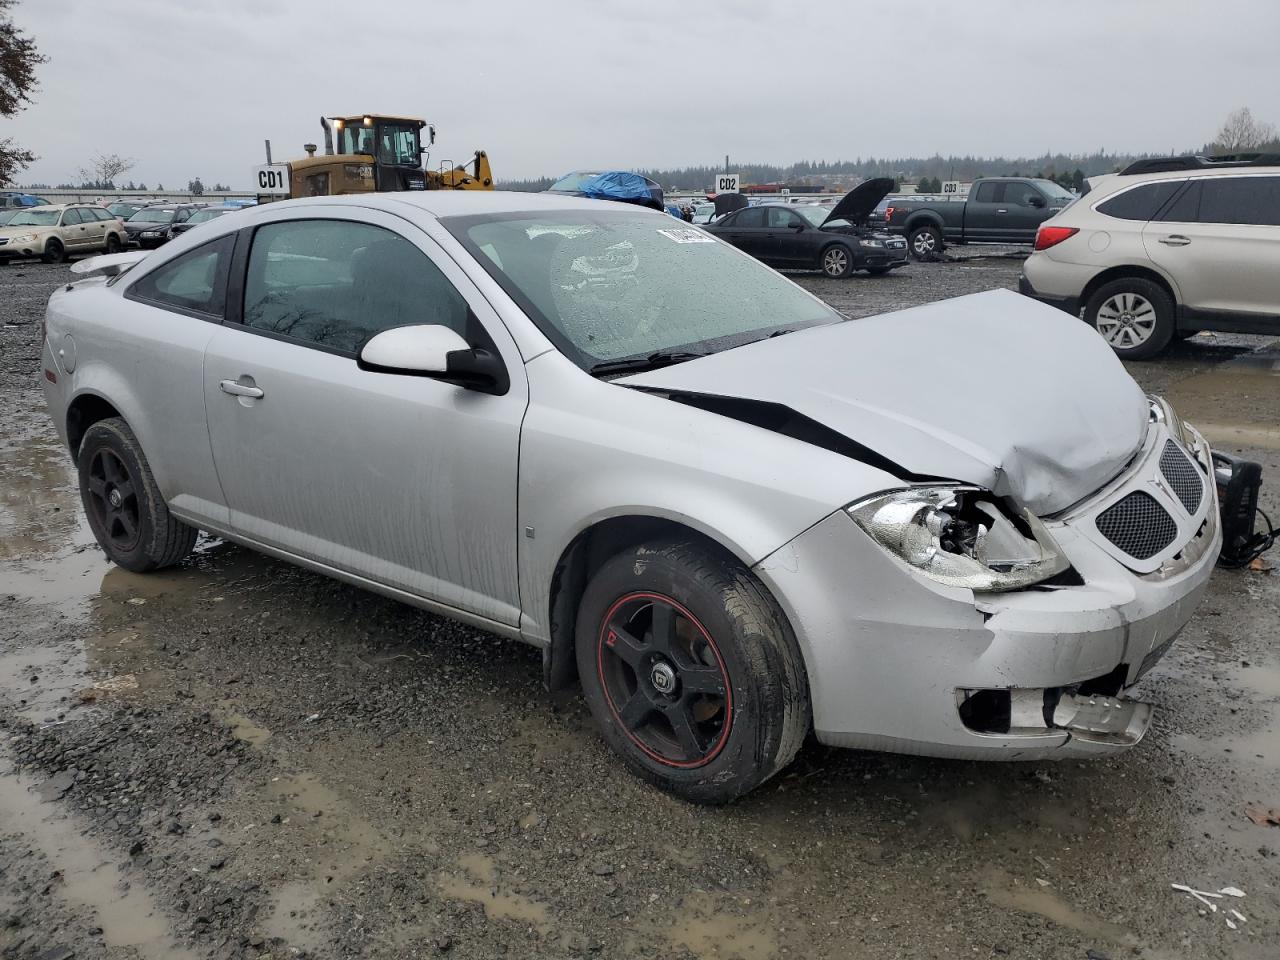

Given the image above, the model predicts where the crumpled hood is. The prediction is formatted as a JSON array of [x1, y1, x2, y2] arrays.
[[620, 290, 1149, 516]]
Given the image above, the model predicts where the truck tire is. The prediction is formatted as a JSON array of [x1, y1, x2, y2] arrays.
[[575, 539, 810, 804], [1084, 277, 1176, 360], [908, 226, 942, 259], [820, 244, 853, 278], [78, 417, 198, 572]]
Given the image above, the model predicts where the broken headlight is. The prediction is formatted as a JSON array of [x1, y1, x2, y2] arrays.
[[847, 486, 1070, 592]]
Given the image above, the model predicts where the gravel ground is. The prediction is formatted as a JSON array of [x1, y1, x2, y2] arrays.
[[1, 253, 1278, 960]]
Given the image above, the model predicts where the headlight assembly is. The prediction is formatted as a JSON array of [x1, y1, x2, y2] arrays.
[[1150, 396, 1194, 449], [11, 233, 35, 243], [859, 238, 884, 248], [847, 486, 1070, 592]]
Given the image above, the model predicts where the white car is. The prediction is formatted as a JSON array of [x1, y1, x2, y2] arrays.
[[1020, 154, 1280, 358], [41, 192, 1218, 802]]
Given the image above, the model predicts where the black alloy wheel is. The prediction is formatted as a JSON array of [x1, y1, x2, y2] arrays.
[[596, 591, 733, 768], [85, 448, 142, 553]]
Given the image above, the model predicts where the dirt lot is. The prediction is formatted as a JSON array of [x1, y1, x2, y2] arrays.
[[2, 253, 1278, 960]]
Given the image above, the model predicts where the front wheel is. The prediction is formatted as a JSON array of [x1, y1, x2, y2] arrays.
[[575, 540, 810, 804], [42, 239, 66, 264], [1084, 278, 1175, 360], [78, 418, 197, 572], [908, 225, 942, 259], [820, 244, 853, 278]]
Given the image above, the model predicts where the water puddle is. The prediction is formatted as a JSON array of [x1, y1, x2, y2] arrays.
[[662, 891, 778, 960], [1166, 348, 1280, 450], [983, 869, 1136, 947], [0, 753, 198, 959], [228, 713, 273, 747], [262, 772, 392, 950], [435, 873, 552, 933]]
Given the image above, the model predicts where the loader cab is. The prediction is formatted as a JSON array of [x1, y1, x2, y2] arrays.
[[332, 115, 428, 192]]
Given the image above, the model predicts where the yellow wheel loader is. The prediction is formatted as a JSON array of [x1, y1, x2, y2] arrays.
[[278, 115, 493, 199]]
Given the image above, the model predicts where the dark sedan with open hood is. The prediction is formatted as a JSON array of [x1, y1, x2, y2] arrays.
[[706, 178, 908, 278]]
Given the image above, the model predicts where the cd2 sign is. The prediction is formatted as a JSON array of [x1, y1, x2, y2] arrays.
[[716, 173, 740, 194], [254, 164, 290, 196]]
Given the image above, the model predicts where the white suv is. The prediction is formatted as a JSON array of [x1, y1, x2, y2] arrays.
[[1019, 155, 1280, 358]]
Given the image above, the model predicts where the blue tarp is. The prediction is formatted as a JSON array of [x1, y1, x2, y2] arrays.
[[575, 171, 664, 211]]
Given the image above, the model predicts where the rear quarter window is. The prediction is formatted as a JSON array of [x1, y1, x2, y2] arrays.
[[1096, 181, 1184, 221]]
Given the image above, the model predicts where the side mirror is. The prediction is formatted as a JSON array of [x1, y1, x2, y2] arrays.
[[792, 221, 806, 231], [1027, 194, 1046, 208], [357, 324, 509, 395]]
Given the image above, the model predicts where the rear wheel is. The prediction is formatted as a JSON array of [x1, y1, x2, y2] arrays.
[[909, 225, 942, 259], [78, 418, 197, 572], [820, 244, 853, 278], [42, 239, 65, 264], [1084, 277, 1175, 360], [105, 233, 122, 254], [576, 539, 810, 804]]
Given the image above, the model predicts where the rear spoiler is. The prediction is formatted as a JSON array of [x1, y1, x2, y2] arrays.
[[68, 250, 149, 279]]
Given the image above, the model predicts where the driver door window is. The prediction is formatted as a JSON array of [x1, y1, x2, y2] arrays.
[[241, 219, 471, 354]]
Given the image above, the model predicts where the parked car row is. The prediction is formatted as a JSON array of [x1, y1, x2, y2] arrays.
[[0, 200, 243, 263]]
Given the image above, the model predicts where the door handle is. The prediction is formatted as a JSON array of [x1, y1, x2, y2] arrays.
[[1158, 235, 1191, 246], [220, 379, 264, 399]]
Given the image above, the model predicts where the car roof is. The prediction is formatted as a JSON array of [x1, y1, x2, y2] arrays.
[[233, 190, 647, 222], [1086, 163, 1280, 199]]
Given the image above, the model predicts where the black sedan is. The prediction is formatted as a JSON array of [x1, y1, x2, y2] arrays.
[[122, 204, 204, 248], [705, 178, 908, 278]]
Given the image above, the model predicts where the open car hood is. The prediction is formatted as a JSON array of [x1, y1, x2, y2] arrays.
[[821, 177, 896, 226], [619, 290, 1149, 516]]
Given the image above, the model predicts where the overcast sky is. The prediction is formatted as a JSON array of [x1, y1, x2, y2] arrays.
[[8, 0, 1280, 189]]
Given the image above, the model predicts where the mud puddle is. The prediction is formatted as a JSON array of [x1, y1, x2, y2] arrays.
[[0, 753, 198, 959], [1166, 347, 1280, 450], [436, 852, 553, 934]]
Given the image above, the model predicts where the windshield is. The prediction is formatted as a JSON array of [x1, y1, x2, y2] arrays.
[[108, 203, 142, 217], [547, 172, 601, 193], [187, 209, 227, 224], [1036, 179, 1076, 202], [375, 122, 421, 166], [7, 209, 59, 226], [129, 208, 176, 223], [445, 210, 839, 369]]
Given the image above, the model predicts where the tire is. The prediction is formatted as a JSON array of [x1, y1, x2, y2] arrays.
[[105, 233, 122, 254], [77, 418, 197, 573], [820, 244, 853, 279], [1084, 277, 1175, 360], [908, 225, 942, 259], [575, 539, 810, 804], [42, 239, 66, 264]]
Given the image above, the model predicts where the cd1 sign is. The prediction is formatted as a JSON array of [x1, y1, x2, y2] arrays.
[[716, 173, 740, 194], [253, 164, 290, 196]]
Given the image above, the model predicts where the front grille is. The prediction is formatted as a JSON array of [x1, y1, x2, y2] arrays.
[[1159, 441, 1203, 514], [1095, 491, 1178, 560]]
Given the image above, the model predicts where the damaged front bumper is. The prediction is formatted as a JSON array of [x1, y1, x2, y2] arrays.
[[753, 423, 1220, 761]]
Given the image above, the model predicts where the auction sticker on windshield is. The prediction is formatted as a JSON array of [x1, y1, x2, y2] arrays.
[[657, 228, 714, 243]]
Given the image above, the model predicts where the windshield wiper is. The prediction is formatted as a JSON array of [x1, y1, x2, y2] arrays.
[[589, 350, 707, 377]]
